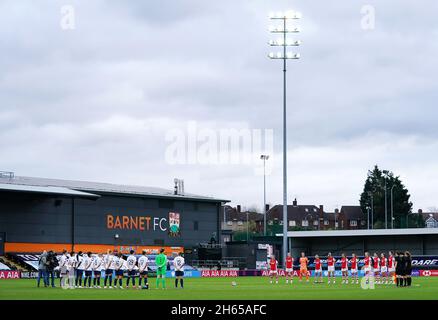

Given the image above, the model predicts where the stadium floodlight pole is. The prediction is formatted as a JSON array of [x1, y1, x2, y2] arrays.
[[268, 10, 301, 267], [260, 154, 270, 236]]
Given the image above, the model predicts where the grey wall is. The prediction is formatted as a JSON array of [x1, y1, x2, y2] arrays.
[[0, 192, 72, 244], [0, 191, 220, 248]]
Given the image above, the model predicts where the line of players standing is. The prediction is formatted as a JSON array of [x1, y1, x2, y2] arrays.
[[268, 251, 412, 287], [57, 248, 185, 289]]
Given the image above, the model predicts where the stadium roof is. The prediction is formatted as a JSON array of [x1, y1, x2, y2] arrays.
[[0, 175, 229, 203], [277, 228, 438, 238], [0, 183, 100, 199]]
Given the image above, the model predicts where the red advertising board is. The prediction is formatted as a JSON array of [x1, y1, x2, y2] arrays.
[[0, 270, 20, 279], [419, 270, 438, 277], [201, 270, 238, 277]]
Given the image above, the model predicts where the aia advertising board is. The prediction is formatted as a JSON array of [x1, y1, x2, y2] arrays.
[[201, 270, 239, 277], [0, 271, 20, 279]]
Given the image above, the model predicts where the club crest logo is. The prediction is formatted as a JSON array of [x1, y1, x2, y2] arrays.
[[168, 212, 181, 237]]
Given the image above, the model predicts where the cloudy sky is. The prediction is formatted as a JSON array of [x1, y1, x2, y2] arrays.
[[1, 0, 437, 212]]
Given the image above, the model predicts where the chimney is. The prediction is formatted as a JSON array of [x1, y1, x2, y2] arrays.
[[292, 198, 298, 207], [237, 205, 241, 213], [319, 205, 324, 220], [173, 178, 185, 195], [265, 204, 270, 212], [174, 179, 178, 195]]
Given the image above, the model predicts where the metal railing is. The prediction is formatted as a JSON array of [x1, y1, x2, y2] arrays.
[[198, 243, 224, 249], [191, 257, 246, 269]]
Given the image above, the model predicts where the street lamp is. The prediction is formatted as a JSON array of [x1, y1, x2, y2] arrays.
[[382, 170, 389, 229], [367, 191, 374, 229], [268, 9, 301, 267], [366, 206, 370, 230], [246, 212, 249, 242], [390, 184, 395, 229], [260, 154, 270, 236]]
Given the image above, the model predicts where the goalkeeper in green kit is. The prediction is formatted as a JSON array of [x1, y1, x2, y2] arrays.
[[155, 248, 167, 289]]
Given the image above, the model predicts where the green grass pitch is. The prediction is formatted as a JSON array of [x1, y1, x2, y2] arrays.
[[1, 277, 437, 300]]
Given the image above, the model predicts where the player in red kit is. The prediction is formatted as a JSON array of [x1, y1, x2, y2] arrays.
[[299, 252, 309, 282], [285, 253, 294, 284], [350, 253, 359, 284], [373, 253, 381, 284], [269, 255, 279, 284], [313, 254, 323, 283], [380, 253, 388, 284], [340, 253, 349, 284], [388, 251, 395, 284], [363, 252, 372, 282], [326, 252, 336, 284]]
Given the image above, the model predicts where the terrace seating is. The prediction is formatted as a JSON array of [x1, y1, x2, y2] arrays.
[[0, 256, 18, 270]]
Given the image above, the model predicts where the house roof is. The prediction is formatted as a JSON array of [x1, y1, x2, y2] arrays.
[[420, 212, 438, 220], [222, 206, 264, 222], [425, 216, 438, 224], [340, 206, 365, 220], [0, 175, 229, 203], [267, 204, 323, 221]]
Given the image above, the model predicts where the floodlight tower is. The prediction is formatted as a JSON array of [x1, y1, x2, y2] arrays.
[[268, 10, 301, 267]]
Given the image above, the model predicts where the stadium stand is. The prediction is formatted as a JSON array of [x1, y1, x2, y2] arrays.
[[191, 257, 246, 270], [3, 253, 34, 271], [0, 260, 11, 270]]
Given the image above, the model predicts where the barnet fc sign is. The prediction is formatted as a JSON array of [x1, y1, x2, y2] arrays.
[[106, 212, 181, 237]]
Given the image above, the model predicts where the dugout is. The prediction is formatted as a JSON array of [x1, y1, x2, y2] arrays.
[[0, 174, 229, 255], [279, 229, 438, 257]]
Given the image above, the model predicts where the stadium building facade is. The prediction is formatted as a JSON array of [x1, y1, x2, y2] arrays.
[[0, 174, 228, 255]]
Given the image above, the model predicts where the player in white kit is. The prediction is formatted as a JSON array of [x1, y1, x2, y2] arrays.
[[92, 253, 103, 288], [126, 250, 137, 288], [173, 252, 185, 289], [75, 251, 85, 288], [137, 250, 149, 289], [67, 251, 77, 289], [58, 250, 69, 288], [103, 250, 114, 288], [83, 252, 93, 288], [114, 252, 125, 289]]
